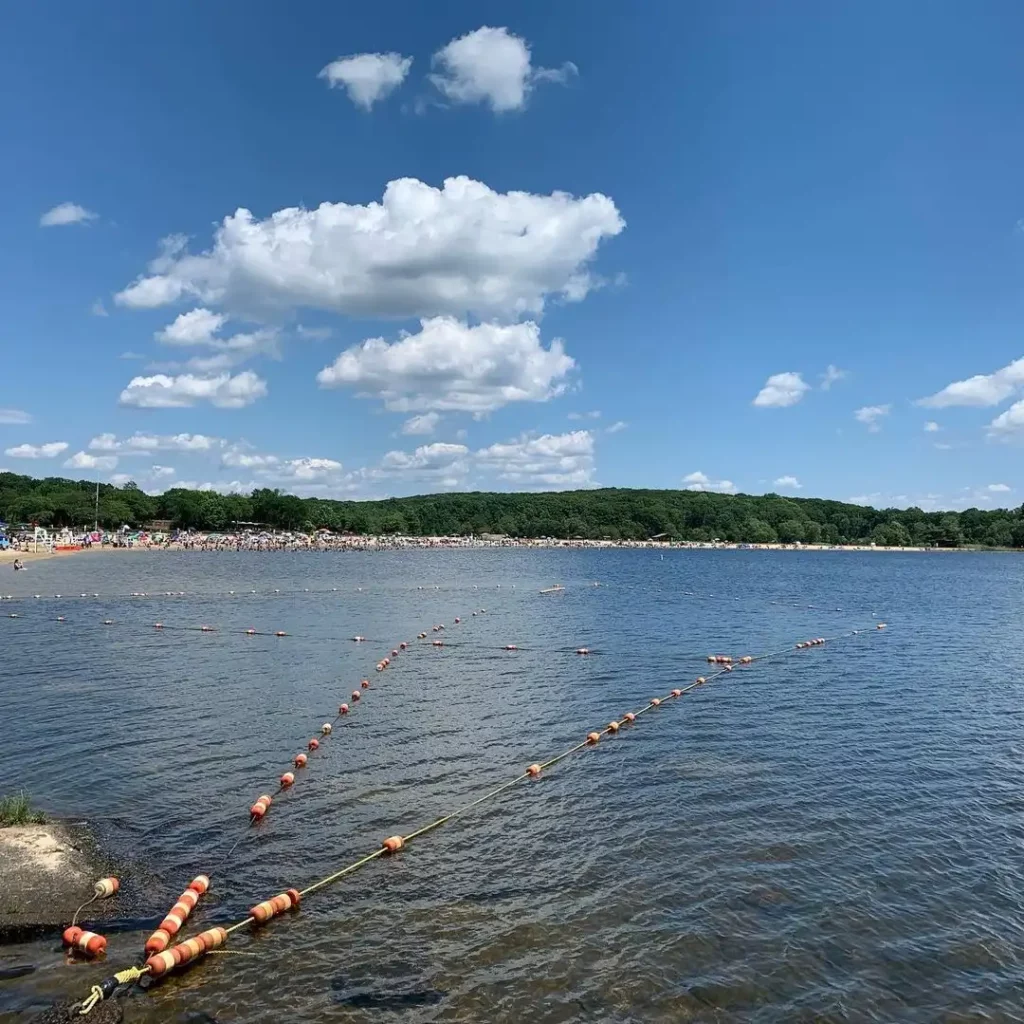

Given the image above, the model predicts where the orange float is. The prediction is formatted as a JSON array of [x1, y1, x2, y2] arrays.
[[145, 927, 227, 977], [249, 888, 301, 924]]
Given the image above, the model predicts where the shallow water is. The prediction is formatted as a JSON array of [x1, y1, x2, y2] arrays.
[[1, 549, 1023, 1023]]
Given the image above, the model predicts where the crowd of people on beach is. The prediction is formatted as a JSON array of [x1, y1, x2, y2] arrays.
[[162, 530, 685, 552], [3, 523, 938, 558]]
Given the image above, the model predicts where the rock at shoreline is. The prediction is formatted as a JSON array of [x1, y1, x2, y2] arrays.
[[0, 821, 116, 942]]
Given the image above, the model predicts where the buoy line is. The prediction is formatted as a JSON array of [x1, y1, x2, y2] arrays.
[[0, 581, 505, 604], [217, 608, 495, 840], [54, 600, 503, 994], [72, 622, 888, 1016]]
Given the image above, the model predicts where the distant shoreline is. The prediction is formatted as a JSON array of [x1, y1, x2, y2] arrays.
[[0, 537, 1012, 563]]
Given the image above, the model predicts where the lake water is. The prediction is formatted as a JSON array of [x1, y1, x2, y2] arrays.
[[1, 549, 1023, 1023]]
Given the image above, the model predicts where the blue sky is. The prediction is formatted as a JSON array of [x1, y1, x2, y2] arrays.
[[3, 1, 1024, 510]]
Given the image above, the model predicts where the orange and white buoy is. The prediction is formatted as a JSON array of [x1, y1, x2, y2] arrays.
[[63, 927, 106, 956]]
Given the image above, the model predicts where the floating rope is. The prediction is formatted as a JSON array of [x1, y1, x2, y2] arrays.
[[75, 622, 886, 1015]]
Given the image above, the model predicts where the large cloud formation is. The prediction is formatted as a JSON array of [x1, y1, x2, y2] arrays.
[[317, 317, 575, 414], [115, 177, 623, 320]]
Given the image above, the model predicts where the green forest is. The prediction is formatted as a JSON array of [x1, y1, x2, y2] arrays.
[[2, 471, 1023, 548]]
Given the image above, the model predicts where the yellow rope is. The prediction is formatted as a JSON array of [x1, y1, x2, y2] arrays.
[[78, 965, 147, 1015], [78, 988, 103, 1017]]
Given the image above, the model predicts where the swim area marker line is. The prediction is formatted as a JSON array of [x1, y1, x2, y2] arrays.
[[74, 622, 887, 1016]]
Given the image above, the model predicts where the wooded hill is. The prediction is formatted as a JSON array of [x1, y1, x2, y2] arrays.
[[1, 471, 1019, 547]]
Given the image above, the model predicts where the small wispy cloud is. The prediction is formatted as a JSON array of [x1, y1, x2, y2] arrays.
[[773, 475, 802, 489], [820, 365, 847, 390], [605, 420, 627, 434], [923, 421, 940, 432], [568, 410, 601, 421], [297, 324, 332, 340], [40, 202, 97, 227], [683, 471, 737, 494], [854, 405, 890, 432]]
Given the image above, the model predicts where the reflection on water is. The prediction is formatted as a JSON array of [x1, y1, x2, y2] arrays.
[[1, 549, 1024, 1022]]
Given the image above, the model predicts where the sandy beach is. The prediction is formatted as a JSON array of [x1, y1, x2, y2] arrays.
[[0, 546, 152, 565]]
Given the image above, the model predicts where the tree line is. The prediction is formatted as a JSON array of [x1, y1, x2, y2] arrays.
[[1, 471, 1023, 548]]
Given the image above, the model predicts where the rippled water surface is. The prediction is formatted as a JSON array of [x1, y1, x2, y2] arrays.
[[2, 549, 1024, 1023]]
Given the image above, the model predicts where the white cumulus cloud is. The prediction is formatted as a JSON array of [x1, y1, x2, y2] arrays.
[[430, 26, 575, 112], [988, 399, 1024, 438], [155, 308, 277, 369], [222, 447, 280, 470], [64, 451, 118, 470], [753, 372, 810, 408], [683, 471, 737, 494], [89, 432, 222, 454], [157, 308, 228, 345], [151, 465, 176, 478], [919, 357, 1024, 408], [401, 412, 440, 436], [219, 447, 343, 486], [319, 52, 412, 109], [0, 409, 32, 425], [475, 430, 595, 488], [4, 441, 68, 459], [277, 457, 343, 482], [773, 475, 802, 489], [987, 483, 1011, 492], [855, 405, 891, 432], [317, 317, 575, 414], [118, 371, 267, 408], [378, 442, 470, 488], [924, 421, 940, 432], [114, 176, 623, 320], [40, 202, 97, 227], [176, 479, 254, 495]]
